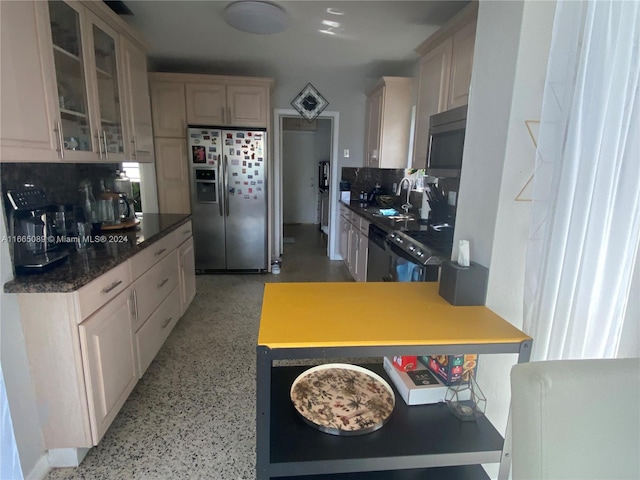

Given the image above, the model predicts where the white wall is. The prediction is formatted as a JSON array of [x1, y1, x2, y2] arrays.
[[0, 210, 47, 478], [454, 0, 556, 477]]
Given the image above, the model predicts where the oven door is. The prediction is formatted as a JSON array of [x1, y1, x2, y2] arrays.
[[386, 242, 439, 282]]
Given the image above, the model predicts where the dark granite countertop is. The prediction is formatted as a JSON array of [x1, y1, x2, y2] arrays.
[[340, 200, 427, 233], [4, 213, 191, 294]]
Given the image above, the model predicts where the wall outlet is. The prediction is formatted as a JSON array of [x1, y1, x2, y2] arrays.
[[343, 149, 350, 158], [448, 191, 457, 206], [392, 183, 397, 192]]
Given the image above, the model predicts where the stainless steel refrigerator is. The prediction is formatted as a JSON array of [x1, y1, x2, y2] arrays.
[[188, 127, 267, 271]]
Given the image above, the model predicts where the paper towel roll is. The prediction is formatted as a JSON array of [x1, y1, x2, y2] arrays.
[[458, 240, 470, 267], [420, 191, 431, 220]]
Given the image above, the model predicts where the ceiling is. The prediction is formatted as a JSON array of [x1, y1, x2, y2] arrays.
[[118, 1, 470, 81]]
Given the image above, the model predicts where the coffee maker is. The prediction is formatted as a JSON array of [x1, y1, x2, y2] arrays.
[[7, 188, 69, 274]]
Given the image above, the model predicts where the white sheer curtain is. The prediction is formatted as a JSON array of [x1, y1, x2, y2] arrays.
[[524, 0, 640, 361]]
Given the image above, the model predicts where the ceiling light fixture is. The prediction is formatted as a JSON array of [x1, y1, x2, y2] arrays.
[[319, 29, 336, 36], [224, 1, 289, 35], [321, 19, 340, 28], [326, 7, 344, 16]]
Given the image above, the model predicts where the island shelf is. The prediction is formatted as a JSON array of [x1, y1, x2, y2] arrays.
[[257, 283, 532, 480]]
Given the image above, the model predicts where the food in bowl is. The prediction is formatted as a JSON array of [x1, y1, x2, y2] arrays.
[[375, 195, 395, 207]]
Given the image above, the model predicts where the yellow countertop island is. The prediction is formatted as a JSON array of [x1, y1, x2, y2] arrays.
[[256, 282, 532, 480], [258, 282, 531, 350]]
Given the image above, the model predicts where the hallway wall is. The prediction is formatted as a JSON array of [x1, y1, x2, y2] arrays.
[[282, 119, 331, 224]]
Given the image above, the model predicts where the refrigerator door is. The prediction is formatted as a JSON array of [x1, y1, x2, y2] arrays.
[[223, 129, 267, 270], [188, 128, 226, 270]]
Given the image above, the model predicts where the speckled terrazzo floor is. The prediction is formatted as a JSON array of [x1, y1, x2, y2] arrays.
[[46, 224, 352, 480]]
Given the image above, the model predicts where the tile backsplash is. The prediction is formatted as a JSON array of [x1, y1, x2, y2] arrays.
[[1, 163, 119, 206]]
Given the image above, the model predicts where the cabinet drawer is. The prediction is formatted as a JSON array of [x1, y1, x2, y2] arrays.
[[131, 250, 179, 331], [359, 218, 370, 236], [129, 232, 175, 280], [136, 285, 181, 376], [172, 220, 193, 247], [76, 261, 131, 321]]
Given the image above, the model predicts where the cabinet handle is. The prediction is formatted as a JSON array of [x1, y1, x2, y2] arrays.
[[161, 317, 172, 329], [131, 136, 137, 159], [157, 278, 169, 289], [227, 107, 231, 122], [101, 279, 123, 294], [183, 228, 191, 236], [96, 133, 104, 159], [102, 131, 109, 160], [154, 247, 167, 257], [54, 122, 64, 159], [130, 290, 138, 322]]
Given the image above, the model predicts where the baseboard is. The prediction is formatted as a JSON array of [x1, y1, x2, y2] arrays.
[[24, 453, 50, 480], [47, 447, 89, 467]]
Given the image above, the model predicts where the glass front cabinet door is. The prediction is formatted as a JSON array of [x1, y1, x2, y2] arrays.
[[47, 1, 125, 161]]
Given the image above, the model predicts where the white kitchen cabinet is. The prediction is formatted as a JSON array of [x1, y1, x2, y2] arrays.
[[155, 137, 190, 214], [448, 20, 476, 109], [15, 220, 195, 455], [364, 77, 413, 168], [186, 83, 226, 126], [411, 38, 453, 169], [226, 84, 269, 127], [120, 36, 154, 162], [339, 207, 370, 282], [0, 0, 152, 163], [136, 285, 182, 376], [0, 1, 59, 162], [339, 207, 350, 261], [186, 81, 270, 128], [178, 236, 196, 314], [79, 287, 138, 445], [150, 80, 187, 138], [412, 2, 477, 169], [348, 224, 359, 279]]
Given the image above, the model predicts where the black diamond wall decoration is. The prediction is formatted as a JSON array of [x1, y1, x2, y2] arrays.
[[291, 83, 328, 122]]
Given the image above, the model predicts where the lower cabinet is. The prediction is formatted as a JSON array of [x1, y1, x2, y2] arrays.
[[79, 288, 138, 445], [178, 236, 196, 314], [340, 205, 369, 282], [136, 285, 182, 375], [16, 221, 196, 454]]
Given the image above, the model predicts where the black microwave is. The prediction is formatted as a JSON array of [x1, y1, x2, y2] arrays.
[[426, 104, 467, 178]]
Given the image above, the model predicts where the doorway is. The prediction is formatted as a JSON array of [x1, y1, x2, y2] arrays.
[[273, 109, 339, 261]]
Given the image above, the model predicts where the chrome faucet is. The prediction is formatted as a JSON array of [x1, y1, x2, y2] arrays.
[[396, 177, 414, 213]]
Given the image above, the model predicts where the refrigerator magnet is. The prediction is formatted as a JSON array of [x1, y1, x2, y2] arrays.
[[242, 168, 246, 173], [248, 132, 252, 136], [244, 195, 250, 199], [248, 188, 253, 193], [237, 189, 242, 194], [257, 180, 263, 184], [226, 133, 232, 138], [235, 139, 241, 144], [244, 181, 249, 185], [236, 150, 241, 155], [235, 181, 240, 185], [237, 132, 244, 138], [245, 156, 250, 160], [245, 139, 251, 144], [232, 160, 240, 165], [229, 148, 234, 154], [212, 131, 219, 137], [256, 187, 262, 191], [229, 188, 235, 194], [248, 175, 253, 179], [203, 136, 210, 140], [251, 181, 256, 185], [225, 139, 233, 145], [254, 195, 258, 200], [209, 147, 215, 152], [242, 161, 247, 166], [192, 146, 206, 163], [254, 170, 259, 175], [208, 154, 212, 159], [190, 133, 201, 138], [248, 162, 252, 168], [232, 172, 238, 177]]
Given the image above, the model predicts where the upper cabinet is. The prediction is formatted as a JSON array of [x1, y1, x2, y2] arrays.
[[0, 0, 153, 163], [364, 76, 413, 169], [185, 79, 270, 128], [119, 36, 154, 162], [411, 3, 477, 169]]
